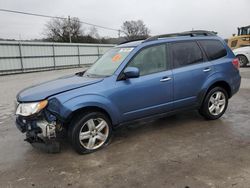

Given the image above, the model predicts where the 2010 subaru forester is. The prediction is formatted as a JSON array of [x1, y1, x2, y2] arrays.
[[15, 31, 241, 154]]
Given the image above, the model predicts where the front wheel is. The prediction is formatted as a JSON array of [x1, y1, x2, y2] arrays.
[[199, 87, 228, 120], [69, 112, 112, 154]]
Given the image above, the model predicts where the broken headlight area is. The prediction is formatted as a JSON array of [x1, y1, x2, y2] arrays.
[[15, 110, 63, 153]]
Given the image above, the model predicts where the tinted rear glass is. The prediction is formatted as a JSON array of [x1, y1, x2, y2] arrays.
[[171, 41, 204, 68], [199, 40, 227, 60]]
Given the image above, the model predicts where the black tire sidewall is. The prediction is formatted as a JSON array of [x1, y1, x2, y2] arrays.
[[238, 55, 248, 67], [69, 112, 112, 154], [200, 87, 228, 120]]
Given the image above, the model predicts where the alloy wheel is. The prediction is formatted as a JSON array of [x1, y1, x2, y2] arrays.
[[238, 55, 248, 67], [208, 91, 226, 116], [79, 118, 109, 150]]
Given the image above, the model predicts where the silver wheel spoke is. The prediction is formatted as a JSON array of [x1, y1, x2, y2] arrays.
[[79, 131, 91, 140], [215, 92, 221, 100], [208, 91, 226, 116], [215, 106, 221, 114], [79, 117, 109, 150], [210, 97, 215, 104], [87, 137, 96, 149], [218, 99, 225, 105], [209, 104, 216, 112], [96, 121, 106, 132], [239, 58, 243, 65], [87, 119, 96, 131], [96, 132, 106, 141]]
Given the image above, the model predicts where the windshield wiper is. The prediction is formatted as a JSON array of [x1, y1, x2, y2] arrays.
[[75, 70, 86, 77], [85, 73, 109, 78]]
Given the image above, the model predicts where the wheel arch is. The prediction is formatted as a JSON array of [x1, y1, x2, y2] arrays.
[[204, 80, 232, 101], [198, 80, 232, 107], [236, 54, 249, 63], [210, 81, 231, 96], [51, 94, 121, 126], [67, 106, 114, 127]]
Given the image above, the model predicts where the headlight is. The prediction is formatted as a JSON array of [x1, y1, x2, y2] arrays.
[[16, 100, 48, 116]]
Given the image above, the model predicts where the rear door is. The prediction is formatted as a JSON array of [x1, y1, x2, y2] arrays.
[[170, 41, 214, 109]]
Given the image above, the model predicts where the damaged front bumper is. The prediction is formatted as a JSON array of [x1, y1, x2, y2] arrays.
[[16, 113, 61, 153]]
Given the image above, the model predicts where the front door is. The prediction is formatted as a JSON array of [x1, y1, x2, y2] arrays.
[[111, 44, 173, 122]]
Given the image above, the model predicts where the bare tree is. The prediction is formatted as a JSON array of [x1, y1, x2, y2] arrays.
[[121, 20, 150, 40], [44, 17, 84, 42], [88, 26, 100, 39]]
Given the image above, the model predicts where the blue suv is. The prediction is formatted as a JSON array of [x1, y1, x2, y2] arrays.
[[15, 31, 241, 154]]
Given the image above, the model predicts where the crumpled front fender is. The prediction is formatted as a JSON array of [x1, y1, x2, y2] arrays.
[[47, 94, 121, 125]]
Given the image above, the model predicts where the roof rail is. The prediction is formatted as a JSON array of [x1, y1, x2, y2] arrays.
[[143, 30, 217, 43], [118, 38, 146, 45]]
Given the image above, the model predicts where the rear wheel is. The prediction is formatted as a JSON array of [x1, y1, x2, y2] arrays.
[[69, 112, 112, 154], [199, 87, 228, 120], [237, 55, 248, 67]]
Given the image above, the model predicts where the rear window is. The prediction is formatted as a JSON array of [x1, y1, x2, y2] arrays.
[[199, 40, 227, 60], [171, 41, 204, 68]]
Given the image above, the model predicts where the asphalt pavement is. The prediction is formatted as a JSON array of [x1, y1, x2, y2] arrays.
[[0, 67, 250, 188]]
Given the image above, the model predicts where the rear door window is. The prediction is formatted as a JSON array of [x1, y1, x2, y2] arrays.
[[199, 40, 227, 60], [170, 41, 204, 68]]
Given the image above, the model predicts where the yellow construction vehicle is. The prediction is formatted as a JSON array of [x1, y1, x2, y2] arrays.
[[228, 25, 250, 50]]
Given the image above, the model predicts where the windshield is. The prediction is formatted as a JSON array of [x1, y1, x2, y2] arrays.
[[85, 47, 134, 77]]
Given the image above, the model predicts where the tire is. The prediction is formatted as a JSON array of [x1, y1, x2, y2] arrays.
[[237, 55, 248, 67], [199, 87, 228, 120], [68, 111, 112, 154]]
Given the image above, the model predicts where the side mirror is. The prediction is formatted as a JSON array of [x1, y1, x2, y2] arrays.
[[123, 67, 140, 79]]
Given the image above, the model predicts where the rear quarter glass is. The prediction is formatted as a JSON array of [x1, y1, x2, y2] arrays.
[[199, 40, 227, 60]]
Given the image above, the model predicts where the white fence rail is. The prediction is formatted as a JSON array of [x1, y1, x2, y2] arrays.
[[0, 41, 115, 75]]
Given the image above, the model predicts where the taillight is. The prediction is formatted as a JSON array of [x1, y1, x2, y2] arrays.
[[232, 58, 240, 70]]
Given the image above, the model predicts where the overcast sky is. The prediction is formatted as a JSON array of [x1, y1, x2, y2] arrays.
[[0, 0, 249, 40]]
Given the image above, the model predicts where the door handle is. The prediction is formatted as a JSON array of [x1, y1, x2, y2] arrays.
[[203, 67, 211, 72], [160, 77, 172, 82]]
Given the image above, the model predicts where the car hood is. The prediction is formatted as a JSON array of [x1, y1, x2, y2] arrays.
[[17, 74, 103, 102]]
